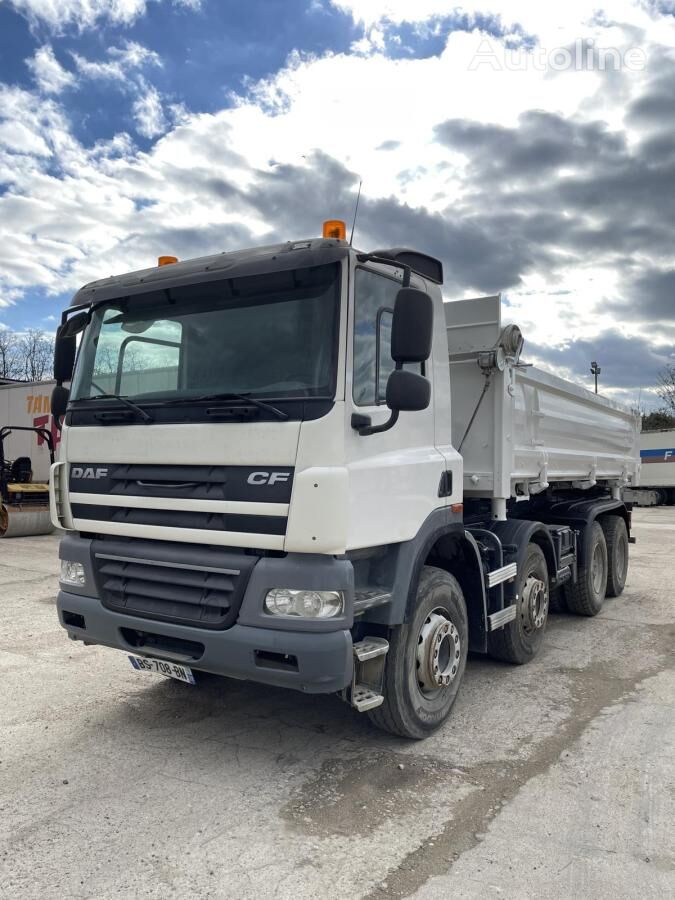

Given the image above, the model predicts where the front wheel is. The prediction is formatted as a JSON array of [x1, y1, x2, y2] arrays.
[[368, 566, 468, 739]]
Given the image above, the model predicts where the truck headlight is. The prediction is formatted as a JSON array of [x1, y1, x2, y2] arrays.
[[60, 560, 86, 586], [264, 589, 344, 619]]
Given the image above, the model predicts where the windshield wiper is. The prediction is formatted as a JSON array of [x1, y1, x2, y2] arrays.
[[159, 392, 289, 421], [76, 393, 154, 423]]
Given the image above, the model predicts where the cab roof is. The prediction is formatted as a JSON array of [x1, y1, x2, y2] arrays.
[[70, 238, 349, 306], [69, 239, 444, 306]]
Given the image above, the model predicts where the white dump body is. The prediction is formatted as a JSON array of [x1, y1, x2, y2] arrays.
[[445, 296, 641, 502]]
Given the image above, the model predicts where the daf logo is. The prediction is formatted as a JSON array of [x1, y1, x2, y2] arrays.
[[72, 467, 109, 480], [247, 471, 290, 486]]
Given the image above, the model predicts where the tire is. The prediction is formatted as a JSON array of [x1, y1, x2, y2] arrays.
[[368, 566, 468, 740], [488, 543, 549, 665], [565, 521, 608, 616], [601, 515, 629, 598]]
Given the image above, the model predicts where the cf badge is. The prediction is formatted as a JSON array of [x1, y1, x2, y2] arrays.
[[247, 471, 290, 486]]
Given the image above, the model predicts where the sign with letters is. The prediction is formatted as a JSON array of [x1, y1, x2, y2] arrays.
[[640, 448, 675, 464]]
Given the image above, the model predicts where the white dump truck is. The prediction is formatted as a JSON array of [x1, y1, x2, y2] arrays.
[[49, 224, 640, 738], [624, 428, 675, 506]]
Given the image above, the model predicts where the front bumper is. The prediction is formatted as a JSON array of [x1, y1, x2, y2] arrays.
[[57, 588, 353, 693]]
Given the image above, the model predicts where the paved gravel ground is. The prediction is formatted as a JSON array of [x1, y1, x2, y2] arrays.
[[1, 508, 673, 899]]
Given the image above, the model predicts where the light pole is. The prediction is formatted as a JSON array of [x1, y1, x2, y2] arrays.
[[590, 360, 601, 394]]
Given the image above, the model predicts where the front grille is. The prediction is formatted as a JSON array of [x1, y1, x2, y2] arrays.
[[70, 463, 294, 503], [91, 538, 257, 629], [73, 504, 287, 535]]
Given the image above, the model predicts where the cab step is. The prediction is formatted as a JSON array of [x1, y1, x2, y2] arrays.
[[351, 685, 385, 712], [345, 637, 389, 712]]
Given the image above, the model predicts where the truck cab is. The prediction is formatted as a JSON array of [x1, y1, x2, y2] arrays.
[[50, 224, 637, 738]]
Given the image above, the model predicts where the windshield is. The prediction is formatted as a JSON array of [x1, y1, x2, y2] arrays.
[[70, 263, 340, 404]]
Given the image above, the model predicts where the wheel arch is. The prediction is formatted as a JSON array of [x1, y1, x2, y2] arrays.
[[487, 517, 557, 586], [595, 504, 630, 533], [422, 528, 488, 653], [363, 509, 470, 628], [527, 497, 630, 568]]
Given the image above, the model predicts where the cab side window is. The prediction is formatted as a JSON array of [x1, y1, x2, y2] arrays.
[[353, 268, 424, 406], [353, 268, 400, 406]]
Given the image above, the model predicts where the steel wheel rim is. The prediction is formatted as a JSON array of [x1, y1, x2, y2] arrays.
[[520, 573, 548, 635], [416, 608, 461, 696]]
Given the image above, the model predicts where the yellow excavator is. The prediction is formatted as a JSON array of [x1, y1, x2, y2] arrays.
[[0, 425, 55, 538]]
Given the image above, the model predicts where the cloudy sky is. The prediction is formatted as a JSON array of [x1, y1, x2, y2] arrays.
[[0, 0, 674, 405]]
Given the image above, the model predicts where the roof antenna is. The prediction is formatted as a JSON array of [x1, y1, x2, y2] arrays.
[[349, 179, 362, 246]]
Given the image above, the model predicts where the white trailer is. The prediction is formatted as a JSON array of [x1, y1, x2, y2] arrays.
[[0, 379, 58, 536], [49, 227, 640, 738], [0, 379, 59, 481], [624, 428, 675, 506]]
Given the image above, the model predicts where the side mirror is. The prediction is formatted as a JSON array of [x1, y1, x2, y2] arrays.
[[53, 326, 77, 384], [351, 286, 434, 436], [60, 311, 89, 338], [386, 369, 431, 412], [51, 384, 70, 425], [352, 288, 434, 435], [391, 288, 433, 363]]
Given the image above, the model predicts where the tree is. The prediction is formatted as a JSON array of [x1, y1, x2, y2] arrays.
[[642, 409, 675, 432], [19, 329, 54, 381], [0, 329, 22, 379], [656, 365, 675, 415]]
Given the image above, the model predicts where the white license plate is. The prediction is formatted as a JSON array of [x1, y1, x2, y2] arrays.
[[128, 655, 195, 684]]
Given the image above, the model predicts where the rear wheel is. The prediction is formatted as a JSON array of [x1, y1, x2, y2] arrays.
[[368, 566, 468, 739], [488, 543, 549, 664], [565, 521, 608, 616], [601, 515, 629, 598]]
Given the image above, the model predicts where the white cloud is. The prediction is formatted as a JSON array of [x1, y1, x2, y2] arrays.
[[6, 0, 202, 32], [330, 0, 670, 81], [330, 0, 643, 34], [26, 45, 76, 94], [0, 84, 72, 160], [72, 40, 162, 81], [7, 0, 149, 31], [2, 0, 675, 404], [132, 83, 167, 138], [68, 40, 167, 139]]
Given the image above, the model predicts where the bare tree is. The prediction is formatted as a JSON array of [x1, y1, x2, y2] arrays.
[[93, 345, 118, 375], [19, 329, 54, 381], [0, 329, 22, 379], [656, 365, 675, 415], [642, 409, 675, 432]]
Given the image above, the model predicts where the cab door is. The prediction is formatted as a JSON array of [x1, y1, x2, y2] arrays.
[[343, 261, 448, 551]]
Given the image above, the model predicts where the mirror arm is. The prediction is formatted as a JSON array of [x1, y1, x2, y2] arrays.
[[352, 361, 405, 436], [351, 409, 399, 437], [356, 254, 411, 287]]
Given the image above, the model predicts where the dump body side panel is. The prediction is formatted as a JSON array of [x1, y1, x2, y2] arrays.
[[445, 296, 640, 501]]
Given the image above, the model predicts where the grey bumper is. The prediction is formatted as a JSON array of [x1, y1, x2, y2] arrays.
[[57, 589, 353, 694]]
